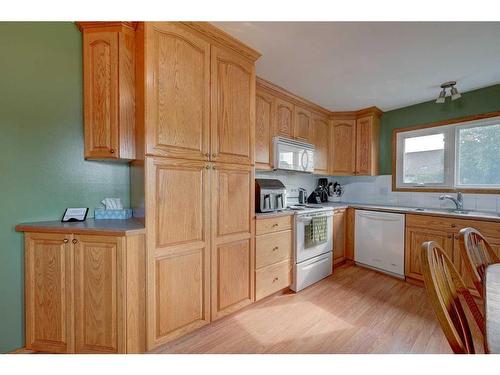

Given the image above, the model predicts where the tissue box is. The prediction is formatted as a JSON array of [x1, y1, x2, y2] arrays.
[[94, 208, 133, 220]]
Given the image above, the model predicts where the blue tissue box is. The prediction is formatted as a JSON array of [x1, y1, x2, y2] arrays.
[[94, 208, 133, 220]]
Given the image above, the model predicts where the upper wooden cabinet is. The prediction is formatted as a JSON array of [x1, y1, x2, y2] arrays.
[[294, 106, 312, 143], [138, 22, 258, 165], [211, 46, 255, 165], [78, 22, 136, 160], [144, 22, 210, 161], [330, 109, 381, 176], [275, 97, 295, 138], [255, 90, 274, 169], [355, 115, 380, 176], [313, 114, 330, 175], [330, 119, 356, 175]]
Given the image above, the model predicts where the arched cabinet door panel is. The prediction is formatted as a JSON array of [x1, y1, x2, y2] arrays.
[[145, 23, 210, 161], [211, 45, 255, 165]]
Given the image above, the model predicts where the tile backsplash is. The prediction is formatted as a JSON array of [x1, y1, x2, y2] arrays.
[[255, 171, 500, 213]]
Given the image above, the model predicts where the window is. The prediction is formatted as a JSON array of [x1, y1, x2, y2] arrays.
[[395, 116, 500, 190]]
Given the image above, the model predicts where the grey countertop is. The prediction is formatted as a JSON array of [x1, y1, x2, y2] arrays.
[[16, 218, 145, 236], [255, 201, 500, 222]]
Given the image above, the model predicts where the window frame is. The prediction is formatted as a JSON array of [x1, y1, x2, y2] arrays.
[[392, 111, 500, 194]]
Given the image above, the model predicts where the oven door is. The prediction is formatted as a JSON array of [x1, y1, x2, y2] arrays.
[[295, 212, 333, 263]]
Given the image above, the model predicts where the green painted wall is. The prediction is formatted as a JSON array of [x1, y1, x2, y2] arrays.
[[379, 84, 500, 174], [0, 22, 130, 352]]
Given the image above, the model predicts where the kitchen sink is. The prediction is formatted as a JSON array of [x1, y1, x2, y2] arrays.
[[408, 207, 499, 217]]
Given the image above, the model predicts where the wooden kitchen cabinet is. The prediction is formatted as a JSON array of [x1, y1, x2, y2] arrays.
[[24, 233, 74, 353], [294, 106, 312, 142], [211, 45, 255, 165], [144, 22, 210, 161], [313, 114, 330, 175], [20, 227, 146, 354], [404, 213, 500, 295], [333, 208, 346, 266], [78, 22, 136, 160], [330, 109, 381, 176], [74, 235, 124, 353], [275, 97, 295, 138], [355, 115, 380, 176], [145, 157, 211, 348], [405, 226, 453, 282], [345, 207, 355, 260], [255, 214, 293, 301], [211, 163, 255, 319], [330, 119, 356, 175], [255, 90, 274, 169]]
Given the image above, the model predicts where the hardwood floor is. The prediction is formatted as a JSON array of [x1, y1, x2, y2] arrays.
[[152, 264, 483, 354]]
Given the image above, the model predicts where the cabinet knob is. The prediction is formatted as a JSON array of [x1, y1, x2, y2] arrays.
[[273, 277, 279, 282], [205, 165, 210, 169], [109, 149, 115, 154], [205, 153, 210, 158], [272, 223, 279, 227], [63, 239, 69, 243], [451, 224, 457, 228], [273, 246, 279, 251], [212, 165, 216, 170], [447, 235, 452, 239], [212, 153, 217, 158], [72, 239, 78, 244], [455, 235, 459, 240]]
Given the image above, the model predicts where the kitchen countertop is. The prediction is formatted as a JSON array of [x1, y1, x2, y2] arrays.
[[254, 201, 500, 222], [16, 218, 145, 236]]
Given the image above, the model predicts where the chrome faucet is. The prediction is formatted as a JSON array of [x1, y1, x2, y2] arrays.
[[439, 192, 464, 211]]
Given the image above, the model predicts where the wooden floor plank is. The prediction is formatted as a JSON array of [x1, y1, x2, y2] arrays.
[[152, 264, 482, 354]]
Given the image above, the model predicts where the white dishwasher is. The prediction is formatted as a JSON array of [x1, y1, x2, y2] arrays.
[[354, 210, 405, 278]]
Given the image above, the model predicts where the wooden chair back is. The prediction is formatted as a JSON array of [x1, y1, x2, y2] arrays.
[[421, 241, 485, 354], [458, 227, 500, 297]]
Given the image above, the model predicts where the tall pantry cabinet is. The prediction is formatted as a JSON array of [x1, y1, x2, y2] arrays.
[[133, 22, 260, 350]]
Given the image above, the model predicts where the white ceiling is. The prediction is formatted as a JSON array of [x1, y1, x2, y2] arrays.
[[213, 22, 500, 111]]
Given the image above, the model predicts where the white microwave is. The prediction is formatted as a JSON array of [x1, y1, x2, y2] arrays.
[[273, 137, 315, 173]]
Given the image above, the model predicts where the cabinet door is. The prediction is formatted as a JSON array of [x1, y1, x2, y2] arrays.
[[83, 31, 119, 159], [330, 119, 356, 175], [25, 233, 74, 353], [453, 235, 500, 296], [74, 235, 124, 353], [255, 90, 274, 169], [294, 106, 312, 142], [313, 114, 330, 174], [145, 157, 210, 349], [333, 209, 346, 266], [275, 97, 294, 138], [211, 163, 254, 320], [145, 23, 210, 160], [405, 227, 453, 281], [211, 46, 255, 165], [356, 115, 379, 175]]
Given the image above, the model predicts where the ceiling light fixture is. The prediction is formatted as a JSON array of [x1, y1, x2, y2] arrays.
[[435, 81, 461, 104]]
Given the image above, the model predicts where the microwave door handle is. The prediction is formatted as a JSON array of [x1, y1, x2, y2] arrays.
[[301, 151, 308, 170]]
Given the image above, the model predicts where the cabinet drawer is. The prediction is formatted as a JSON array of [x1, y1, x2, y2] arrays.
[[406, 214, 456, 232], [256, 215, 293, 235], [255, 259, 292, 301], [256, 230, 292, 269], [406, 214, 500, 238]]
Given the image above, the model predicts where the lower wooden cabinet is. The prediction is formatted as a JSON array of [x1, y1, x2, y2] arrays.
[[23, 231, 145, 353], [254, 215, 293, 301], [25, 233, 74, 353], [405, 226, 453, 282], [333, 208, 346, 266], [404, 214, 500, 296]]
